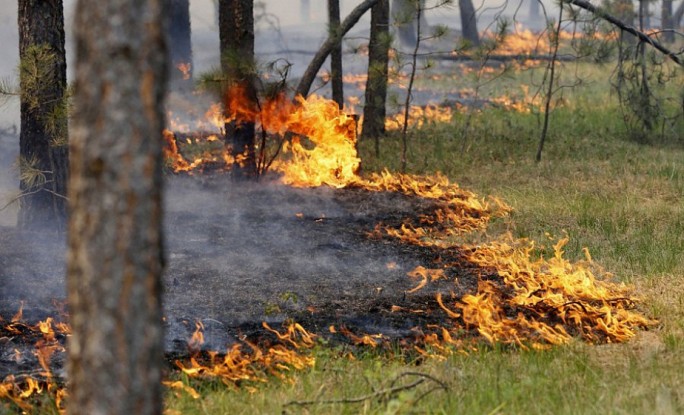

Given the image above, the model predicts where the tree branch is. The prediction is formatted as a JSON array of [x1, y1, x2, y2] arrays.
[[562, 0, 683, 66], [295, 0, 379, 98]]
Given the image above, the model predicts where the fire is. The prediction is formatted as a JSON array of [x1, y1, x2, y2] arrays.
[[176, 62, 192, 81], [173, 321, 316, 394], [385, 104, 454, 130], [0, 314, 68, 412]]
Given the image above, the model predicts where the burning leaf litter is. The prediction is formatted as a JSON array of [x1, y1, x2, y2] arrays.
[[1, 86, 654, 410]]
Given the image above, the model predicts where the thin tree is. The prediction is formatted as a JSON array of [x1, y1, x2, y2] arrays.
[[661, 0, 674, 43], [219, 0, 258, 180], [67, 0, 167, 413], [329, 0, 344, 108], [168, 0, 193, 89], [17, 0, 68, 230], [296, 0, 379, 98], [361, 0, 390, 156], [459, 0, 480, 47]]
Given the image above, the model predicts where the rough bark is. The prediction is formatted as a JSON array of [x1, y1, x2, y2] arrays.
[[296, 0, 379, 98], [219, 0, 258, 179], [17, 0, 68, 231], [67, 0, 167, 414], [168, 0, 193, 89], [329, 0, 344, 108], [459, 0, 480, 47], [563, 0, 682, 66], [361, 0, 390, 153]]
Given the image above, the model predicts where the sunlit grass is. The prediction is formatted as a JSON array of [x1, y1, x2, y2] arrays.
[[165, 76, 684, 413]]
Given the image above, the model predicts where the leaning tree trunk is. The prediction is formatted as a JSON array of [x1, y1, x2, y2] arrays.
[[219, 0, 258, 180], [17, 0, 68, 231], [361, 0, 390, 156], [328, 0, 344, 108], [68, 0, 167, 414], [459, 0, 480, 47], [168, 0, 193, 89], [296, 0, 379, 98]]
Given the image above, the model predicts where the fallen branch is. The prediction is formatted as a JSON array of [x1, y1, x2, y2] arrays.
[[562, 0, 683, 67], [285, 371, 448, 407], [295, 0, 379, 98]]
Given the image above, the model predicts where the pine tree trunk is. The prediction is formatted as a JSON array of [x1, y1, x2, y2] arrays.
[[67, 0, 167, 413], [361, 0, 389, 154], [329, 0, 344, 108], [219, 0, 258, 180], [168, 0, 193, 89], [17, 0, 68, 231], [459, 0, 480, 47]]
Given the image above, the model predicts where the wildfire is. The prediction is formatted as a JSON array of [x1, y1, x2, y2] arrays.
[[385, 104, 455, 130], [0, 315, 68, 412], [171, 322, 316, 397]]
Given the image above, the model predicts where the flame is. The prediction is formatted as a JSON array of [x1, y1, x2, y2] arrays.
[[385, 104, 455, 130], [175, 322, 316, 386], [176, 62, 192, 80]]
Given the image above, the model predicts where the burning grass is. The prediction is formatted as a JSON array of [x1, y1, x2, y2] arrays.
[[1, 80, 666, 412]]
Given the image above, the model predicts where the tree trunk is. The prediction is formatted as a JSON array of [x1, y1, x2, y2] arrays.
[[459, 0, 480, 47], [361, 0, 390, 155], [17, 0, 68, 231], [529, 0, 540, 18], [675, 0, 684, 28], [168, 0, 193, 89], [661, 0, 674, 42], [219, 0, 258, 180], [391, 0, 427, 47], [328, 0, 344, 109], [296, 0, 379, 98], [67, 0, 167, 413]]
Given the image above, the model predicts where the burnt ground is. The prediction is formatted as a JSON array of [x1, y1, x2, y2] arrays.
[[0, 173, 489, 379]]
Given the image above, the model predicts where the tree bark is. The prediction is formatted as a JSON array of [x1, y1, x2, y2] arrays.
[[219, 0, 258, 180], [168, 0, 193, 89], [459, 0, 480, 47], [328, 0, 344, 109], [361, 0, 390, 154], [296, 0, 379, 98], [17, 0, 68, 231], [67, 0, 167, 414]]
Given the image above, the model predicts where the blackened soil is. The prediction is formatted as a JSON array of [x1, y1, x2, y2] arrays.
[[0, 174, 485, 372]]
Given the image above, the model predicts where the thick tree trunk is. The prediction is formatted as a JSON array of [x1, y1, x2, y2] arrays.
[[361, 0, 390, 154], [67, 0, 167, 414], [219, 0, 258, 180], [459, 0, 480, 47], [328, 0, 344, 108], [296, 0, 379, 98], [168, 0, 193, 89], [17, 0, 68, 231]]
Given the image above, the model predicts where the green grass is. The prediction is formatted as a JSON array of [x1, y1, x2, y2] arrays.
[[165, 65, 684, 413]]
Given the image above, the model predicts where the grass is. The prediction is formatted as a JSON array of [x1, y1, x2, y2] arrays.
[[163, 61, 684, 414]]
